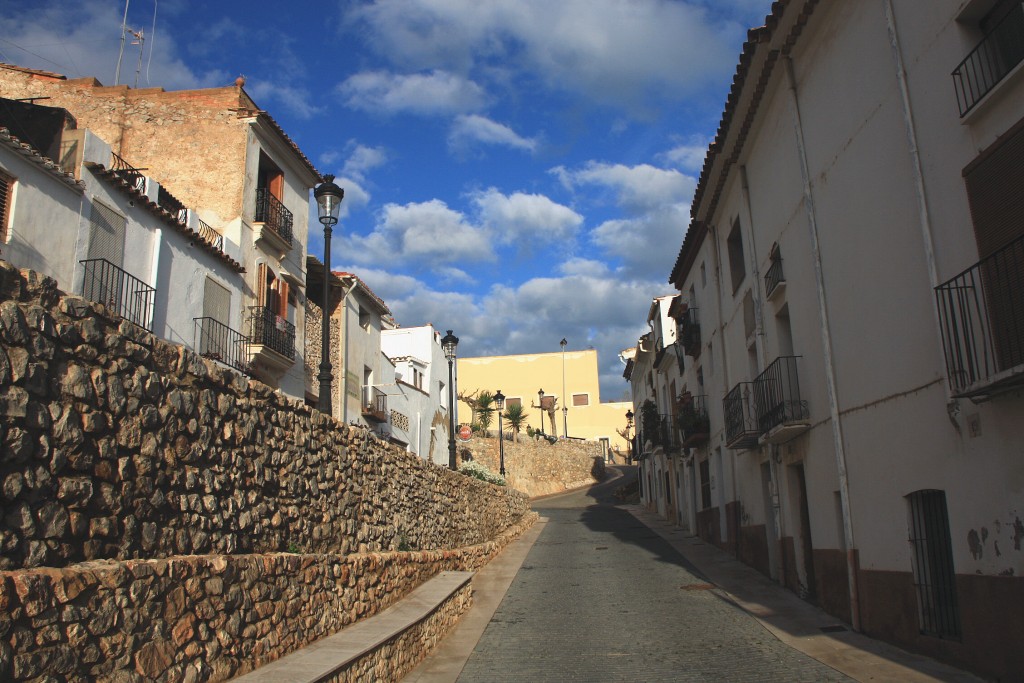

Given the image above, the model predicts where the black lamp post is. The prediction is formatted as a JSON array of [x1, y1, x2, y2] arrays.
[[560, 338, 568, 438], [625, 409, 635, 463], [314, 174, 344, 415], [442, 329, 459, 470], [494, 389, 506, 476], [538, 388, 545, 434]]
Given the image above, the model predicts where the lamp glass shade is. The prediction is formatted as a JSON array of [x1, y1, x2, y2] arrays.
[[494, 390, 505, 409], [441, 330, 459, 360], [315, 174, 344, 226]]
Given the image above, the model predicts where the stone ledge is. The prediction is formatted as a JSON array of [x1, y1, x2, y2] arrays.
[[232, 571, 474, 683]]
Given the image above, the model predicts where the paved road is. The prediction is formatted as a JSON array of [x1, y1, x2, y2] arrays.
[[456, 469, 853, 682]]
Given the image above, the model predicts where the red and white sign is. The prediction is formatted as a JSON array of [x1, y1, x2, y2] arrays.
[[457, 424, 473, 441]]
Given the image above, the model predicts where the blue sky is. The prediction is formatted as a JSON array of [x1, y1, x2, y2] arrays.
[[1, 0, 773, 401]]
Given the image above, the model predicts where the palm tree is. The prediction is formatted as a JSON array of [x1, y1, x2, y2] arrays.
[[502, 403, 530, 440], [475, 390, 495, 434]]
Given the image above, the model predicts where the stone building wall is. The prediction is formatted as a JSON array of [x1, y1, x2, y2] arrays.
[[0, 67, 250, 225], [304, 297, 343, 413], [461, 435, 606, 498]]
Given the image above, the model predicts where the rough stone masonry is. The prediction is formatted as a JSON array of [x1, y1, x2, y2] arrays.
[[0, 260, 533, 680]]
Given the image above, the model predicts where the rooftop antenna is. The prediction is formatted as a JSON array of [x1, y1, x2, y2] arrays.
[[114, 0, 130, 86], [130, 28, 145, 88]]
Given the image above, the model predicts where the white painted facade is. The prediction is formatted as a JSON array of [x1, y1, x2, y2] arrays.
[[630, 2, 1024, 678]]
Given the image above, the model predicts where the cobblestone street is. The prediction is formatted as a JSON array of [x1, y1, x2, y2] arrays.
[[455, 473, 853, 682]]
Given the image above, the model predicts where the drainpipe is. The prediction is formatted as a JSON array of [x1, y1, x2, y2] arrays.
[[785, 56, 860, 631], [150, 227, 162, 332], [883, 0, 946, 384]]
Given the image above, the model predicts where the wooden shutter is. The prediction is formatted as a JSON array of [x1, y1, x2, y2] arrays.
[[87, 201, 126, 266], [256, 263, 268, 308], [203, 277, 231, 325], [965, 120, 1024, 257]]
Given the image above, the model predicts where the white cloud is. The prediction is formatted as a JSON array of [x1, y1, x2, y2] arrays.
[[337, 70, 488, 116], [339, 199, 494, 269], [558, 258, 610, 278], [563, 162, 696, 212], [448, 115, 537, 154], [591, 204, 690, 278], [347, 0, 741, 110], [0, 0, 228, 89], [471, 188, 581, 243], [343, 144, 388, 181], [245, 80, 322, 120], [658, 136, 710, 173]]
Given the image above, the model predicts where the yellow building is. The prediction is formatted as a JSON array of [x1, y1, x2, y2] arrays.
[[457, 349, 631, 455]]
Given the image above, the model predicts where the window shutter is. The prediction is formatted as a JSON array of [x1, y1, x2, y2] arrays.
[[256, 263, 268, 308], [965, 122, 1024, 257], [0, 169, 13, 242], [87, 201, 126, 267], [203, 277, 231, 325]]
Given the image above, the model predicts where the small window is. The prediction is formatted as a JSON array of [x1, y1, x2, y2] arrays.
[[572, 393, 589, 406], [506, 397, 522, 409], [727, 218, 746, 294], [358, 305, 370, 329], [700, 261, 707, 288], [0, 169, 14, 242]]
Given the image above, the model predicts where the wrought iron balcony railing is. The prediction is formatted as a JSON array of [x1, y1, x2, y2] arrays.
[[724, 382, 760, 449], [935, 233, 1024, 397], [753, 355, 809, 435], [110, 153, 146, 192], [157, 185, 188, 223], [362, 386, 388, 422], [79, 258, 156, 331], [952, 3, 1024, 116], [677, 394, 710, 446], [247, 305, 295, 360], [195, 217, 225, 251], [254, 189, 294, 247], [194, 317, 251, 375], [678, 307, 701, 357], [765, 254, 785, 298]]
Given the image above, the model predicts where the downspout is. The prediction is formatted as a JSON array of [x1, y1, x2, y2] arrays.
[[339, 278, 354, 424], [785, 56, 860, 630], [150, 227, 162, 332], [883, 0, 946, 378]]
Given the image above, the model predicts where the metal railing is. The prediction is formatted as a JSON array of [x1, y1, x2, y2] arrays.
[[79, 259, 155, 331], [753, 355, 809, 434], [678, 307, 701, 356], [935, 233, 1024, 395], [765, 254, 785, 297], [952, 3, 1024, 116], [363, 386, 388, 416], [194, 317, 250, 374], [255, 189, 294, 247], [157, 185, 188, 223], [723, 381, 759, 449], [195, 217, 225, 251], [677, 394, 710, 445], [248, 305, 295, 359], [110, 153, 146, 192]]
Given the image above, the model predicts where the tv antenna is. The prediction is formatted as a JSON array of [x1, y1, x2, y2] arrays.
[[114, 0, 158, 87]]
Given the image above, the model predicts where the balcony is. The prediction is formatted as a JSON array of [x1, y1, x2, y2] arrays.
[[724, 382, 760, 449], [765, 253, 785, 300], [362, 387, 388, 423], [247, 305, 295, 370], [254, 188, 294, 251], [157, 185, 188, 224], [195, 217, 225, 251], [194, 317, 251, 375], [677, 394, 710, 447], [753, 355, 810, 443], [935, 233, 1024, 399], [79, 259, 155, 331], [952, 3, 1024, 117], [678, 307, 702, 358], [110, 153, 146, 192]]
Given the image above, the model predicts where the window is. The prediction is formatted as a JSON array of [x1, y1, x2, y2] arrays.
[[700, 261, 707, 288], [358, 305, 370, 329], [727, 218, 746, 294], [700, 458, 712, 509], [506, 397, 521, 409], [412, 367, 423, 390], [87, 200, 126, 267], [0, 169, 13, 242], [953, 0, 1024, 116], [907, 490, 961, 639], [257, 151, 284, 201], [203, 277, 230, 325], [572, 393, 589, 406]]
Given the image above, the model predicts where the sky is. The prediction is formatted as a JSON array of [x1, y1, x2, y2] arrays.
[[0, 0, 774, 402]]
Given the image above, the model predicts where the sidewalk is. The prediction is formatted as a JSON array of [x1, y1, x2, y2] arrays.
[[624, 505, 985, 683]]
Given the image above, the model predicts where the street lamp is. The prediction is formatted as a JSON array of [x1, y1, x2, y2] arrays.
[[494, 389, 506, 476], [624, 410, 634, 463], [314, 174, 344, 415], [441, 329, 460, 470], [560, 338, 568, 438], [538, 388, 545, 435]]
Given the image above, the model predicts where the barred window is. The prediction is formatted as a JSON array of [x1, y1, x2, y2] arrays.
[[0, 169, 15, 243]]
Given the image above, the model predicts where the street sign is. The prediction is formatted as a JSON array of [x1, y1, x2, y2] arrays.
[[458, 424, 473, 441]]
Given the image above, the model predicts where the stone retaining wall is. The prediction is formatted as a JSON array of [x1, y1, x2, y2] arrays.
[[0, 261, 529, 571], [462, 435, 606, 498], [0, 512, 536, 681]]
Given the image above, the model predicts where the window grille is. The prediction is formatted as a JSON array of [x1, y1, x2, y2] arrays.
[[907, 490, 961, 639]]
